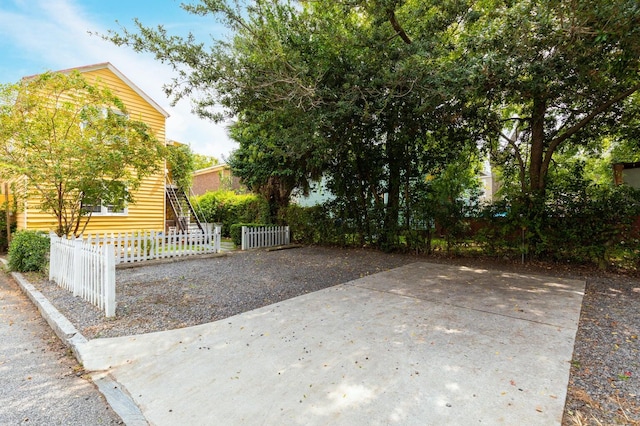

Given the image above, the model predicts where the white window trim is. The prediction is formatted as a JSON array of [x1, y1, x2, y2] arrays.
[[82, 200, 128, 217]]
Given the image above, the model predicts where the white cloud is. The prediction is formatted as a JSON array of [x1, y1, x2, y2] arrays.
[[0, 0, 237, 159]]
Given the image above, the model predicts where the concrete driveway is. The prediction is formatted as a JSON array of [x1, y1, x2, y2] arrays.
[[77, 262, 585, 425]]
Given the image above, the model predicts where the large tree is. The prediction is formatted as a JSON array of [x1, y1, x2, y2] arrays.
[[0, 71, 165, 237], [461, 0, 640, 196], [105, 0, 475, 245]]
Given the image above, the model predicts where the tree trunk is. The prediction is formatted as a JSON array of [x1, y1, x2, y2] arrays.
[[382, 137, 402, 249], [529, 95, 547, 195]]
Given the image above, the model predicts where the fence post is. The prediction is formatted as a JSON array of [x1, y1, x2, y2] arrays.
[[241, 226, 247, 250], [214, 225, 221, 253], [104, 243, 116, 317], [48, 232, 56, 282], [285, 226, 290, 245], [72, 237, 82, 297]]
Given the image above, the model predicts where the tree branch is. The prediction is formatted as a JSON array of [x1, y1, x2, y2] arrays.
[[543, 83, 640, 171], [387, 10, 412, 45]]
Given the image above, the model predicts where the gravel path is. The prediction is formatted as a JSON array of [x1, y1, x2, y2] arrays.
[[27, 246, 640, 425], [0, 273, 122, 425]]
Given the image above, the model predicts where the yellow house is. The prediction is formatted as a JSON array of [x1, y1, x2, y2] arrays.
[[12, 62, 169, 234]]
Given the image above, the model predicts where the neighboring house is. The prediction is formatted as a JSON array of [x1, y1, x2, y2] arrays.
[[613, 162, 640, 188], [291, 177, 335, 207], [478, 160, 500, 204], [192, 163, 245, 196], [293, 162, 499, 208], [10, 62, 170, 234]]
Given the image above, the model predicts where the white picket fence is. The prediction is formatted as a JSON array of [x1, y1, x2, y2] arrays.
[[49, 233, 116, 317], [241, 225, 290, 250], [83, 227, 221, 264], [48, 227, 221, 317]]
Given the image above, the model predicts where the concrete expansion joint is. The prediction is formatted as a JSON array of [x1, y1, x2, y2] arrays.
[[349, 280, 570, 330]]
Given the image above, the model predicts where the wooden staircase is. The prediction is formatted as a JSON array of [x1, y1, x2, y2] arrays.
[[165, 179, 204, 233]]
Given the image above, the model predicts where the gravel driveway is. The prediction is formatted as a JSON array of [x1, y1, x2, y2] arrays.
[[27, 246, 640, 425]]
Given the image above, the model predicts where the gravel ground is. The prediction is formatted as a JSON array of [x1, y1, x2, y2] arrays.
[[0, 273, 122, 425], [27, 246, 640, 425]]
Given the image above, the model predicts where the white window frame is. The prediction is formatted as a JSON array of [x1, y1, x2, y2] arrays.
[[81, 200, 128, 216]]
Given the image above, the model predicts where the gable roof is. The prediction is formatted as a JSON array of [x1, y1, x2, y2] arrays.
[[27, 62, 170, 118]]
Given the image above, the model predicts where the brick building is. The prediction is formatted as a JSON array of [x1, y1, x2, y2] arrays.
[[192, 164, 245, 196]]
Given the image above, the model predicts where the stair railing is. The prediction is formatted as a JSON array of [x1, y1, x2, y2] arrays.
[[166, 176, 204, 233]]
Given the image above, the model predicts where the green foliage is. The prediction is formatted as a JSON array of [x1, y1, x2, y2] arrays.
[[475, 182, 640, 268], [167, 144, 195, 193], [8, 230, 50, 272], [192, 153, 218, 171], [195, 190, 269, 236], [228, 116, 322, 221], [280, 204, 340, 245], [230, 223, 266, 247], [542, 184, 640, 267], [105, 0, 640, 263], [0, 71, 165, 237], [462, 0, 640, 195], [423, 162, 483, 253]]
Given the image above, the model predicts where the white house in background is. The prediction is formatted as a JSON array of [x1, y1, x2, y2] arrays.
[[293, 161, 499, 207], [291, 177, 335, 207], [478, 160, 500, 203]]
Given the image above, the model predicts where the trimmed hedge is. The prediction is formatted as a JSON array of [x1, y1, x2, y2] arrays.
[[230, 223, 265, 247], [195, 191, 269, 237], [8, 230, 50, 272]]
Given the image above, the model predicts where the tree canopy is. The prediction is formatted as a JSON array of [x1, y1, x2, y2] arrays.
[[460, 0, 640, 194], [104, 0, 640, 247], [0, 71, 165, 237]]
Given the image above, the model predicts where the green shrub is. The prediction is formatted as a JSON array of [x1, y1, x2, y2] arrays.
[[230, 223, 266, 247], [195, 190, 269, 236], [474, 185, 640, 268], [281, 204, 332, 244], [8, 230, 50, 272]]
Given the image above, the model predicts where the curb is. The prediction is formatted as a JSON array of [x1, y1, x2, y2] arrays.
[[1, 259, 147, 426]]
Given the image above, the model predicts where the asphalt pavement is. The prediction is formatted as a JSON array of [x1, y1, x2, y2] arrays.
[[0, 272, 122, 425]]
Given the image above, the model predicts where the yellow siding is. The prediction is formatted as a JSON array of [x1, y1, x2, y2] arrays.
[[18, 172, 165, 234], [82, 68, 166, 143], [15, 64, 167, 234]]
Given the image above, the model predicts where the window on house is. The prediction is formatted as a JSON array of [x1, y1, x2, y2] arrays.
[[81, 200, 127, 216], [80, 107, 129, 144], [81, 183, 128, 216]]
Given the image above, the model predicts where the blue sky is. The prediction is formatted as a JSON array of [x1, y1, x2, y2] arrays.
[[0, 0, 236, 159]]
